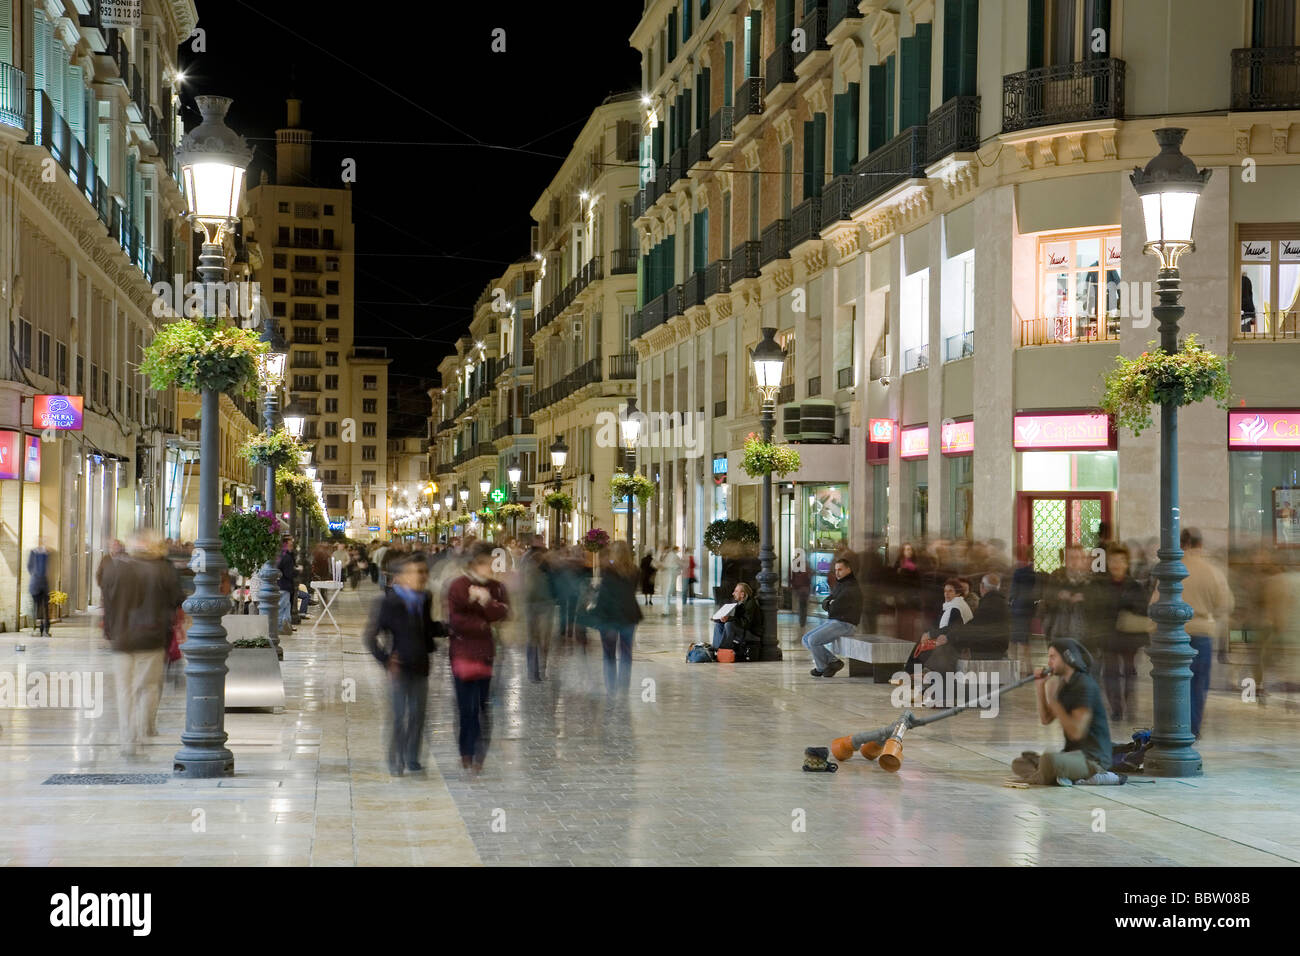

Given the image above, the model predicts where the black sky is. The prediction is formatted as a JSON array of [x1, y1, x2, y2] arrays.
[[178, 0, 642, 436]]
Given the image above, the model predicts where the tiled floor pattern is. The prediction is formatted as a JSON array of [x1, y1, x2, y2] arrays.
[[1, 583, 1298, 866]]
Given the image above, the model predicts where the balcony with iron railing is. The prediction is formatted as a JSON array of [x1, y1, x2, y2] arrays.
[[731, 240, 762, 281], [638, 292, 666, 338], [1001, 58, 1126, 134], [1231, 47, 1300, 110], [0, 62, 26, 132], [707, 106, 734, 154], [1237, 311, 1300, 341], [793, 9, 830, 70], [944, 330, 975, 361], [778, 383, 795, 405], [1019, 315, 1121, 347], [765, 46, 796, 96], [808, 376, 822, 397], [836, 366, 855, 389], [820, 172, 855, 228], [682, 270, 707, 309], [610, 247, 638, 275], [668, 147, 687, 187], [713, 400, 727, 417], [926, 96, 981, 164], [736, 77, 764, 124], [608, 353, 637, 380], [687, 128, 705, 171], [703, 259, 730, 299], [828, 0, 865, 36], [850, 124, 929, 212], [759, 219, 792, 266], [790, 197, 822, 247], [437, 418, 457, 433], [903, 347, 929, 373], [529, 357, 603, 415]]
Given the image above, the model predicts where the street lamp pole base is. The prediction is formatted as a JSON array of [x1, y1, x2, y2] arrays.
[[1143, 747, 1203, 778], [173, 747, 236, 779]]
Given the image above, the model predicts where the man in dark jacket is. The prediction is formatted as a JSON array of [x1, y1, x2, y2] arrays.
[[951, 573, 1011, 660], [712, 582, 763, 658], [277, 537, 297, 632], [521, 537, 555, 681], [102, 531, 185, 757], [803, 557, 863, 678], [363, 553, 444, 776]]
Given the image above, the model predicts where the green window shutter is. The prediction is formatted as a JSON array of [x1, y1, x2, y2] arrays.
[[49, 33, 65, 115], [701, 1, 711, 18], [915, 23, 932, 125], [666, 234, 676, 287], [33, 11, 47, 95], [682, 89, 691, 136], [66, 65, 83, 142], [942, 0, 960, 101], [701, 208, 709, 268], [899, 36, 917, 131], [803, 120, 816, 199], [814, 112, 827, 194], [724, 41, 734, 106], [847, 82, 860, 165], [747, 11, 762, 76], [1086, 0, 1110, 59], [700, 68, 710, 127], [652, 124, 664, 168], [669, 10, 678, 60], [1027, 0, 1045, 69], [832, 93, 848, 176], [0, 0, 13, 65], [960, 0, 979, 96], [868, 64, 886, 152], [885, 55, 896, 140], [776, 0, 794, 49]]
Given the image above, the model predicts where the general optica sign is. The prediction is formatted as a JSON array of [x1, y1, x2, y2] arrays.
[[940, 419, 974, 455], [1013, 413, 1114, 451], [1229, 410, 1300, 449], [32, 395, 84, 431], [900, 425, 929, 459]]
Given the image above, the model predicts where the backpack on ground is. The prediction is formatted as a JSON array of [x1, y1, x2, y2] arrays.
[[686, 643, 716, 663]]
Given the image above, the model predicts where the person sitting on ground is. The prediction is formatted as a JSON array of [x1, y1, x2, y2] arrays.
[[950, 573, 1011, 661], [803, 557, 863, 678], [905, 577, 973, 673], [1012, 638, 1124, 786], [711, 582, 763, 659]]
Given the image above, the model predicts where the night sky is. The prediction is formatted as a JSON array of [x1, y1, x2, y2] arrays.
[[177, 1, 642, 436]]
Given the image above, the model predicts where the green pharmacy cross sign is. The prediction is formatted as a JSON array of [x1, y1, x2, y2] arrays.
[[490, 488, 506, 504]]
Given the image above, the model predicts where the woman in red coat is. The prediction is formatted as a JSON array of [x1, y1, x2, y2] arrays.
[[447, 542, 509, 775]]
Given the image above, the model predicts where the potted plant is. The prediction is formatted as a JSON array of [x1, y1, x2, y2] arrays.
[[139, 317, 268, 397], [609, 471, 656, 504], [49, 590, 68, 621], [1099, 335, 1232, 436], [219, 509, 283, 580], [544, 491, 574, 514], [741, 432, 802, 478], [240, 427, 304, 470], [583, 528, 610, 553]]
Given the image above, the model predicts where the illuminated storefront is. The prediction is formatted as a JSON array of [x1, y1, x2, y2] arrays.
[[1228, 410, 1300, 551]]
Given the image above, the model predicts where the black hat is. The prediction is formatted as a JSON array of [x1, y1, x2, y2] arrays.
[[1048, 638, 1094, 674]]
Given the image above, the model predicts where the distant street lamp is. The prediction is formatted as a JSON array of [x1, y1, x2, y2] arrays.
[[1129, 127, 1211, 777], [255, 313, 287, 660], [750, 327, 787, 663], [549, 435, 569, 548], [620, 398, 642, 545]]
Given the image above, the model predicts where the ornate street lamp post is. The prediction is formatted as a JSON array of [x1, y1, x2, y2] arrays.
[[1129, 128, 1211, 777], [750, 327, 788, 663], [255, 316, 287, 660], [549, 435, 568, 549], [173, 95, 251, 778], [620, 398, 642, 546], [281, 407, 306, 618], [507, 457, 522, 540]]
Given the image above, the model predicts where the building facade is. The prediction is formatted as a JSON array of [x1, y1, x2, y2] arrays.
[[246, 98, 390, 538], [630, 0, 1300, 603], [0, 0, 197, 623]]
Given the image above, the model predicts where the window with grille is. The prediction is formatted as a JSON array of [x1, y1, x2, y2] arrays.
[[325, 327, 339, 342], [362, 470, 376, 484], [325, 375, 339, 390], [20, 320, 32, 369], [363, 399, 377, 414], [325, 398, 338, 413], [363, 375, 377, 390], [326, 351, 338, 366], [362, 445, 376, 461], [362, 422, 376, 437], [324, 445, 337, 460], [325, 421, 338, 437]]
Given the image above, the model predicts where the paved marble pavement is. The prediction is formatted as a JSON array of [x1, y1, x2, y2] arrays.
[[1, 580, 1297, 867]]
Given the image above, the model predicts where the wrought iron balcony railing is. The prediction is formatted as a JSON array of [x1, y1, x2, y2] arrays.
[[1019, 315, 1121, 347], [707, 106, 734, 152], [682, 270, 707, 309], [790, 197, 822, 247], [688, 128, 705, 170], [759, 219, 792, 266], [793, 9, 829, 68], [778, 383, 795, 405], [926, 96, 981, 164], [1231, 47, 1300, 111], [1237, 310, 1300, 340], [828, 0, 865, 33], [944, 330, 975, 361], [730, 240, 762, 281], [638, 292, 666, 338], [1002, 58, 1126, 133], [703, 259, 731, 299], [668, 147, 687, 186], [849, 124, 929, 211], [665, 283, 685, 319], [765, 46, 796, 96], [820, 174, 855, 227], [736, 77, 764, 119], [836, 366, 854, 389], [608, 353, 638, 380], [610, 247, 638, 275], [0, 62, 26, 131]]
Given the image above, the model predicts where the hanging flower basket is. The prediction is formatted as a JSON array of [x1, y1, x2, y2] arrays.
[[1099, 335, 1233, 437], [741, 432, 802, 478], [274, 469, 326, 531], [609, 471, 656, 504], [219, 509, 283, 579], [544, 491, 574, 514], [476, 507, 494, 522], [704, 518, 761, 556], [241, 427, 304, 470], [140, 317, 268, 398], [497, 502, 527, 520], [583, 528, 610, 553]]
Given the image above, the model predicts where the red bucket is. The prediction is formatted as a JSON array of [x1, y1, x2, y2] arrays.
[[716, 649, 735, 663]]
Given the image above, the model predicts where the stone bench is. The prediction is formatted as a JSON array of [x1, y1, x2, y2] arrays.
[[830, 635, 916, 683]]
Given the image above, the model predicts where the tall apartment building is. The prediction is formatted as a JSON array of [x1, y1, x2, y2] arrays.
[[0, 0, 200, 622], [246, 98, 390, 538], [631, 0, 1300, 603]]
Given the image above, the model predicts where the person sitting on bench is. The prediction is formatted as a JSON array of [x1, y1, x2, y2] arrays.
[[1012, 638, 1124, 786], [904, 578, 972, 673], [803, 557, 863, 678], [950, 573, 1010, 660], [712, 582, 763, 658]]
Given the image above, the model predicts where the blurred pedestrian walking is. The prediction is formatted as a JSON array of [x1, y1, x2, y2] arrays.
[[447, 542, 509, 776], [592, 541, 643, 695]]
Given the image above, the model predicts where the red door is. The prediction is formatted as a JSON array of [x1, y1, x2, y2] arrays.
[[1016, 492, 1113, 573]]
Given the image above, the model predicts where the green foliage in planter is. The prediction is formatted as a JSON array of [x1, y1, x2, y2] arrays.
[[582, 528, 610, 552], [240, 426, 304, 470], [1099, 335, 1232, 437], [544, 491, 574, 514], [218, 510, 282, 578], [497, 502, 527, 519], [741, 432, 802, 478], [231, 638, 273, 649], [275, 468, 326, 531], [140, 317, 268, 398], [609, 471, 656, 504], [703, 518, 761, 555]]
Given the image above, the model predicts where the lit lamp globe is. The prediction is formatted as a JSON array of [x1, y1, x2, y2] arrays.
[[1130, 128, 1211, 269], [549, 436, 569, 471], [258, 320, 287, 387], [621, 398, 642, 449], [444, 494, 453, 511], [459, 488, 470, 505], [480, 473, 491, 496], [312, 479, 323, 497], [507, 460, 522, 487], [283, 409, 306, 439], [751, 327, 788, 400], [305, 465, 317, 480], [177, 96, 252, 264]]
